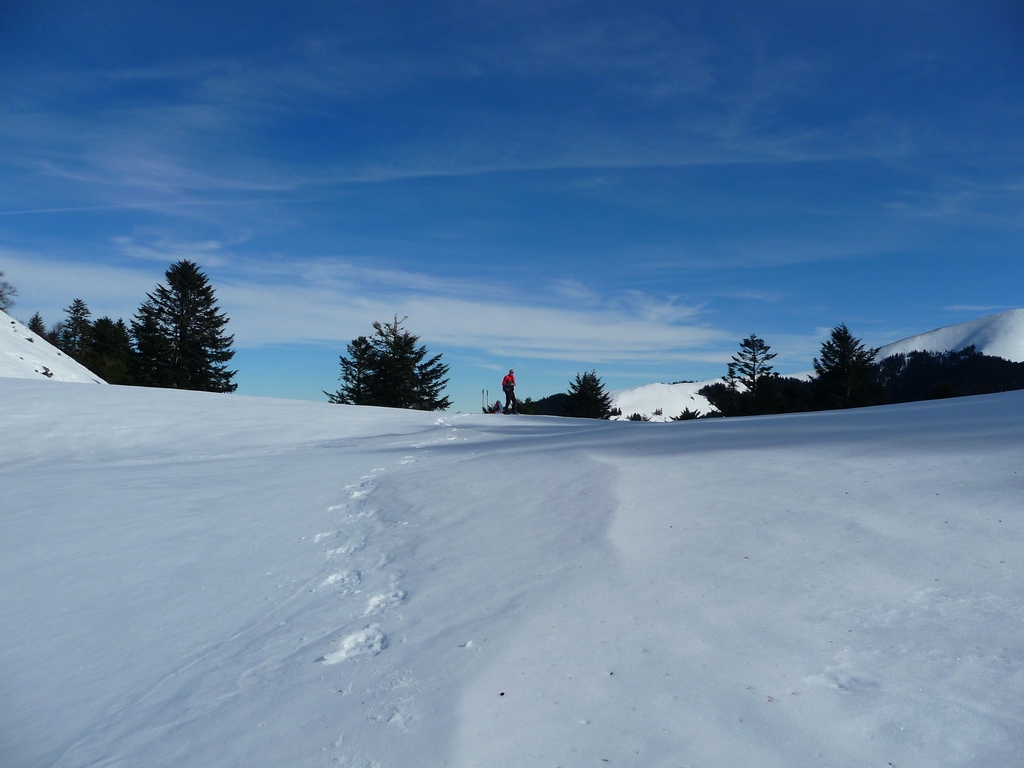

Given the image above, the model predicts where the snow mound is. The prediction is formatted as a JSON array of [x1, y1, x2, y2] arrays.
[[610, 380, 718, 421], [877, 308, 1024, 362], [0, 309, 106, 384]]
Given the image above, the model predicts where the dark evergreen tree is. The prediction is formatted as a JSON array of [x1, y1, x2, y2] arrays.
[[46, 320, 64, 347], [59, 299, 93, 360], [699, 374, 813, 417], [727, 334, 777, 396], [131, 260, 236, 392], [564, 370, 614, 419], [0, 269, 16, 312], [27, 312, 47, 337], [325, 336, 377, 405], [83, 317, 134, 384], [25, 311, 62, 346], [812, 324, 886, 409], [513, 397, 541, 415], [671, 407, 701, 421], [326, 316, 450, 410], [129, 301, 173, 386], [532, 392, 570, 416]]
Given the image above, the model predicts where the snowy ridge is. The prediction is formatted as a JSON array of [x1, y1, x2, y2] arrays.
[[4, 379, 1023, 766], [609, 379, 719, 421], [0, 309, 106, 383], [877, 308, 1024, 362]]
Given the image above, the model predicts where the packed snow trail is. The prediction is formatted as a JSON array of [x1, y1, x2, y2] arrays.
[[0, 379, 1022, 767]]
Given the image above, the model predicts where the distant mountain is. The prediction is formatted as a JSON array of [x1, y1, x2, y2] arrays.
[[877, 309, 1024, 363], [609, 380, 719, 421], [0, 310, 106, 384]]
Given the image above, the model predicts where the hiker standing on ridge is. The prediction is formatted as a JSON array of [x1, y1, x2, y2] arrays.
[[502, 369, 516, 413]]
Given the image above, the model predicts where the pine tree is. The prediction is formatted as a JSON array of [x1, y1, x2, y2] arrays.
[[59, 299, 93, 360], [0, 270, 16, 312], [565, 370, 614, 419], [131, 260, 236, 392], [326, 316, 450, 410], [812, 324, 885, 409], [727, 334, 777, 396]]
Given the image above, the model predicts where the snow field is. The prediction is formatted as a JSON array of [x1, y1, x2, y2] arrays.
[[1, 378, 1023, 767]]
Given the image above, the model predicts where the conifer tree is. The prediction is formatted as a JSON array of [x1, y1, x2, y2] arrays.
[[59, 299, 93, 361], [325, 336, 376, 405], [27, 312, 47, 337], [129, 302, 172, 386], [727, 334, 777, 396], [564, 370, 614, 419], [0, 270, 16, 312], [812, 324, 885, 409], [131, 260, 236, 392], [326, 316, 450, 410], [83, 317, 134, 384]]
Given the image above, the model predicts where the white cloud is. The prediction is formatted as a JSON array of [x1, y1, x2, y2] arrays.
[[217, 269, 727, 362], [114, 236, 232, 266], [1, 247, 731, 362]]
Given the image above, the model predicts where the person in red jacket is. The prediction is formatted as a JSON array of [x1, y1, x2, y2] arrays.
[[502, 369, 516, 413]]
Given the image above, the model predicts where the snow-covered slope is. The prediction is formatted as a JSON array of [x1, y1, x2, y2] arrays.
[[877, 308, 1024, 362], [610, 379, 718, 420], [0, 309, 106, 383], [2, 380, 1023, 767]]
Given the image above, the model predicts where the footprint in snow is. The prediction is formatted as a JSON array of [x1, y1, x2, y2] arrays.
[[320, 571, 361, 591], [364, 590, 406, 616], [320, 625, 388, 664]]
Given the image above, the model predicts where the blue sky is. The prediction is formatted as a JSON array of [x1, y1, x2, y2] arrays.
[[2, 1, 1022, 411]]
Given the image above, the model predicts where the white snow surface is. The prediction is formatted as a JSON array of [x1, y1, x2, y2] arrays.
[[610, 380, 718, 421], [2, 379, 1024, 767], [877, 308, 1024, 362], [0, 310, 106, 384]]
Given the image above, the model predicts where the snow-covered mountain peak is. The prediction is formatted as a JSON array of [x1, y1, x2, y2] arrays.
[[877, 308, 1024, 362], [609, 379, 719, 421], [0, 309, 106, 384]]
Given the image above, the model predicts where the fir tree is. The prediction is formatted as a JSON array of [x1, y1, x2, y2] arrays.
[[83, 317, 134, 384], [564, 370, 614, 419], [326, 316, 450, 410], [46, 321, 64, 347], [27, 312, 47, 337], [131, 260, 236, 392], [59, 299, 93, 360], [325, 336, 377, 405], [812, 324, 885, 409], [671, 407, 701, 421], [130, 300, 173, 387], [0, 270, 16, 312], [727, 334, 777, 396]]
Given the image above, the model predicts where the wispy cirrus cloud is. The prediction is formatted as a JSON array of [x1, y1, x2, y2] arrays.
[[2, 243, 728, 362]]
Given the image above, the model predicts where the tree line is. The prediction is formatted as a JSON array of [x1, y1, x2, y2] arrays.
[[9, 263, 1022, 417], [235, 297, 1024, 419], [698, 325, 1024, 419], [10, 261, 236, 392]]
